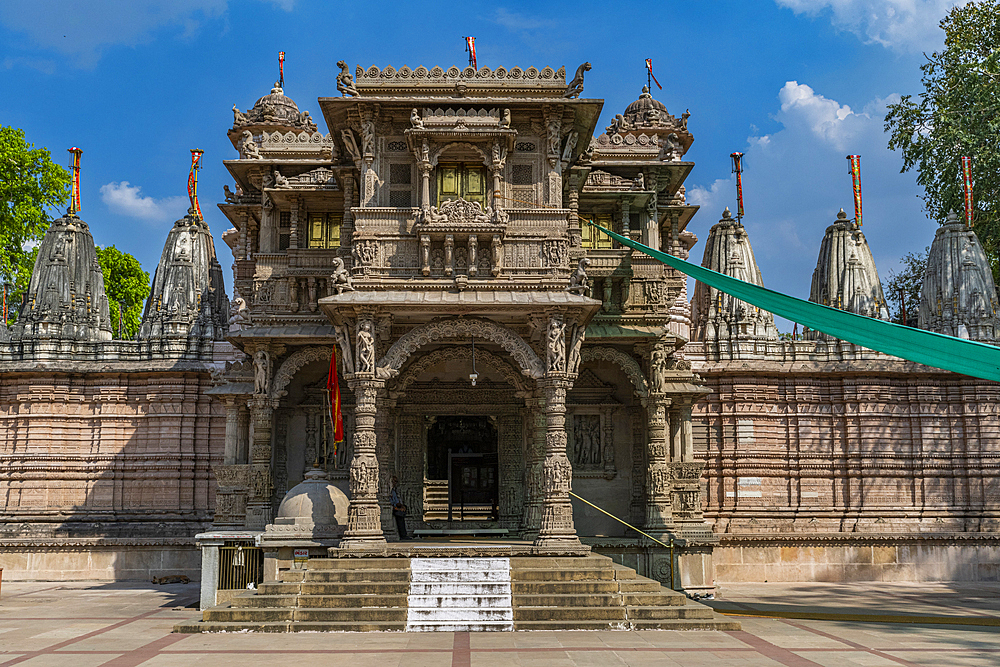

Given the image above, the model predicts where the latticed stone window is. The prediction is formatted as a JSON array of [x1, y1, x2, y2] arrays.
[[581, 213, 613, 249], [307, 212, 343, 249], [510, 164, 532, 185], [389, 162, 413, 208]]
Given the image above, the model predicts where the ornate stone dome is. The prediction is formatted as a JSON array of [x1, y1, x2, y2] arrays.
[[692, 208, 778, 343], [138, 208, 229, 344], [232, 83, 317, 131], [805, 209, 889, 339], [623, 86, 669, 126], [11, 212, 113, 342], [918, 210, 999, 341], [267, 468, 350, 541]]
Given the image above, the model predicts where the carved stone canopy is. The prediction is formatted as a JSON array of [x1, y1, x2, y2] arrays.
[[232, 83, 318, 132]]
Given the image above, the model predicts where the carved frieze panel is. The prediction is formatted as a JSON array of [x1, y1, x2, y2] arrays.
[[567, 408, 617, 479]]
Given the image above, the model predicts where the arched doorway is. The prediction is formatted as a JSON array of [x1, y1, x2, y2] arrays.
[[427, 415, 498, 520]]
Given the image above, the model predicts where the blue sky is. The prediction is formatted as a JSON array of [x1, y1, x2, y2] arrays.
[[0, 0, 962, 327]]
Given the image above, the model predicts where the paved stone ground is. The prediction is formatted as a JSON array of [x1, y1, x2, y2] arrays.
[[2, 581, 1000, 666]]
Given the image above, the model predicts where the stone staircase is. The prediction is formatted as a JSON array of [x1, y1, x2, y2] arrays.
[[423, 480, 495, 522], [174, 553, 738, 632]]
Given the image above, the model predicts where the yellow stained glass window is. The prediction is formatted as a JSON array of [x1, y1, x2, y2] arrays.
[[437, 163, 486, 205], [582, 213, 613, 250], [307, 213, 343, 249]]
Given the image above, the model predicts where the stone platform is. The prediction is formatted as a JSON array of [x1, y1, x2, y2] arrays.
[[174, 552, 738, 632]]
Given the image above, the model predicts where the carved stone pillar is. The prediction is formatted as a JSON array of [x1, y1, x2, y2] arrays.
[[341, 378, 386, 547], [444, 235, 454, 277], [418, 163, 432, 215], [468, 235, 478, 277], [307, 277, 317, 313], [534, 376, 579, 548], [223, 398, 241, 465], [288, 277, 299, 312], [544, 107, 563, 207], [420, 235, 431, 276], [305, 408, 318, 466], [342, 173, 356, 240], [521, 393, 546, 538], [246, 395, 277, 530], [237, 211, 249, 261], [621, 199, 631, 236], [628, 407, 646, 527], [567, 173, 583, 248], [288, 195, 299, 250], [237, 404, 250, 463], [644, 394, 674, 535]]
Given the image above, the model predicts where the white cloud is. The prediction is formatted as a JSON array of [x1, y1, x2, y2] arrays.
[[686, 81, 934, 311], [775, 0, 966, 52], [0, 0, 290, 68], [100, 181, 188, 224]]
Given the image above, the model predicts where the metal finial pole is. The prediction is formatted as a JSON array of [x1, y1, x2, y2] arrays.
[[67, 148, 82, 214]]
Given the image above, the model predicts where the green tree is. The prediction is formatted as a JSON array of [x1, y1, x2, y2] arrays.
[[885, 1, 1000, 279], [0, 126, 70, 315], [96, 245, 150, 339], [882, 248, 929, 326]]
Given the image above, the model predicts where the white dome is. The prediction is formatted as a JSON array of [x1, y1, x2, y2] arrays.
[[274, 468, 350, 538]]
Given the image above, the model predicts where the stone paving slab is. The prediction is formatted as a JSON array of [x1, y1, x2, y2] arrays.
[[3, 581, 1000, 665]]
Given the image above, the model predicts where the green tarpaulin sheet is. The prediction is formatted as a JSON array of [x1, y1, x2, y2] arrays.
[[589, 222, 1000, 382]]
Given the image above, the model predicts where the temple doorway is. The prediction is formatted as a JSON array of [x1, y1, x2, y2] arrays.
[[425, 415, 498, 521]]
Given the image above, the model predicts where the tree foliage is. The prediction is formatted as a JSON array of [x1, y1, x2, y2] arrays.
[[885, 0, 1000, 277], [0, 126, 70, 313], [96, 245, 150, 339], [882, 248, 929, 326]]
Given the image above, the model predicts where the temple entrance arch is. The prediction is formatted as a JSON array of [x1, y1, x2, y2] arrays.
[[378, 317, 544, 380]]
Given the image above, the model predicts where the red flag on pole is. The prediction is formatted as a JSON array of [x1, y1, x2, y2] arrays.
[[327, 346, 344, 448], [465, 37, 477, 69], [278, 51, 285, 88], [961, 156, 973, 227], [67, 148, 82, 214], [645, 58, 662, 90], [187, 149, 204, 221], [847, 155, 863, 226], [731, 152, 745, 219]]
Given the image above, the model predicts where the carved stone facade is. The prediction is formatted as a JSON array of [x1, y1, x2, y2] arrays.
[[204, 64, 712, 570]]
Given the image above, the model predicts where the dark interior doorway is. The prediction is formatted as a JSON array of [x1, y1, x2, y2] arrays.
[[427, 416, 499, 521], [426, 416, 497, 480]]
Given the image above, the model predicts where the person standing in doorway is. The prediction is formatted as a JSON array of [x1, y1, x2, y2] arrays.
[[390, 476, 409, 540]]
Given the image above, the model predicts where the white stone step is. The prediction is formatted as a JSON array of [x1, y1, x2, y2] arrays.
[[408, 594, 512, 609], [409, 582, 510, 596], [406, 557, 513, 632]]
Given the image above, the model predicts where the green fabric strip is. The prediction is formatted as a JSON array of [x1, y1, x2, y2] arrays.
[[590, 223, 1000, 382]]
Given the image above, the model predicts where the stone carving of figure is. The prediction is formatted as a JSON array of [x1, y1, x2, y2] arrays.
[[241, 130, 261, 159], [566, 257, 591, 296], [253, 350, 270, 395], [650, 346, 667, 394], [356, 320, 375, 374], [228, 291, 250, 331], [606, 114, 632, 135], [273, 169, 288, 188], [660, 133, 682, 161], [420, 138, 430, 163], [336, 60, 358, 97], [632, 173, 645, 191], [341, 130, 361, 165], [410, 108, 423, 129], [547, 318, 566, 373], [360, 119, 375, 157], [681, 109, 690, 131], [223, 185, 238, 203], [546, 117, 561, 157], [333, 323, 354, 373], [330, 257, 354, 294], [564, 62, 591, 99], [500, 108, 511, 128], [561, 131, 579, 165], [567, 323, 584, 374], [579, 142, 594, 165], [232, 105, 248, 127], [297, 110, 316, 130]]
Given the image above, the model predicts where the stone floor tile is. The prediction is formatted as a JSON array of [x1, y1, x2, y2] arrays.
[[791, 650, 907, 666], [17, 653, 124, 666], [886, 651, 1000, 667], [564, 649, 629, 666]]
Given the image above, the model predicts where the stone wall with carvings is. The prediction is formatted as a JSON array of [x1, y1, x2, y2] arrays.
[[690, 350, 1000, 580], [0, 368, 225, 580]]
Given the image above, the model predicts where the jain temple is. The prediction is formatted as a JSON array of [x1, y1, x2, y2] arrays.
[[0, 61, 997, 631]]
